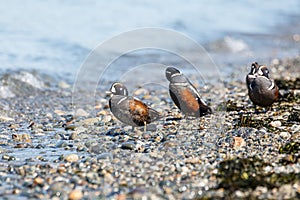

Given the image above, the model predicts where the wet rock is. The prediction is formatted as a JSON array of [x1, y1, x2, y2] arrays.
[[69, 132, 77, 140], [75, 109, 89, 117], [89, 144, 104, 154], [288, 111, 300, 122], [33, 177, 44, 186], [82, 117, 99, 125], [0, 71, 46, 98], [270, 121, 282, 128], [233, 137, 246, 148], [54, 110, 67, 116], [64, 154, 79, 163], [121, 141, 136, 150], [56, 141, 69, 148], [58, 81, 71, 89], [68, 189, 83, 200], [0, 116, 14, 121], [2, 154, 16, 161], [279, 142, 300, 154], [12, 133, 31, 143], [145, 124, 157, 132], [279, 132, 291, 140], [278, 184, 296, 199], [97, 152, 113, 160], [65, 124, 76, 130]]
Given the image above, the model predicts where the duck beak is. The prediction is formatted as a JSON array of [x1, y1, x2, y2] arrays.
[[247, 74, 257, 79]]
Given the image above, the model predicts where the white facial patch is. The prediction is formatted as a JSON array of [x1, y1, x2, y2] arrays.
[[111, 86, 116, 93], [171, 72, 181, 78], [257, 68, 263, 76]]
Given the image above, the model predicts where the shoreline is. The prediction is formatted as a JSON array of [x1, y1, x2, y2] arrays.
[[0, 55, 299, 199]]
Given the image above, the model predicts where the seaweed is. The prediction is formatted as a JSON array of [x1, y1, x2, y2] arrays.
[[275, 78, 300, 90], [234, 114, 272, 130], [216, 100, 244, 112], [217, 157, 300, 191], [279, 142, 300, 154], [288, 111, 300, 123]]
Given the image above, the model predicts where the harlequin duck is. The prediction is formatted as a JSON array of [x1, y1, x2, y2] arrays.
[[108, 82, 161, 131], [246, 62, 279, 107], [165, 67, 212, 118]]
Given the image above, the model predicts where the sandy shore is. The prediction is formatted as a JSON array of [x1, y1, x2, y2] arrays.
[[0, 56, 299, 199]]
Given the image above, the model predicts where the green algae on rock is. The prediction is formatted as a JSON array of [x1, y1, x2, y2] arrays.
[[217, 157, 300, 190], [279, 142, 300, 154]]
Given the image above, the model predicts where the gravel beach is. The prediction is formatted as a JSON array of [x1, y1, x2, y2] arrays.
[[0, 56, 300, 199]]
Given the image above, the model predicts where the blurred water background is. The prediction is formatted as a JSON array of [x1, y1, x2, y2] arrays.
[[0, 0, 299, 81]]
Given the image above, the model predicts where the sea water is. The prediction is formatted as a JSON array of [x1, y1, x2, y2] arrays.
[[0, 0, 299, 81]]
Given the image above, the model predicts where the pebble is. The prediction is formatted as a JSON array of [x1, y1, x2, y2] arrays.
[[82, 117, 99, 125], [233, 137, 246, 148], [0, 116, 14, 121], [12, 133, 31, 143], [58, 81, 71, 89], [33, 177, 44, 186], [65, 124, 76, 130], [279, 132, 291, 140], [69, 132, 78, 140], [54, 110, 66, 116], [56, 141, 69, 148], [75, 109, 89, 117], [68, 189, 83, 200], [121, 141, 136, 150], [270, 121, 282, 128], [64, 154, 79, 163], [97, 152, 113, 160]]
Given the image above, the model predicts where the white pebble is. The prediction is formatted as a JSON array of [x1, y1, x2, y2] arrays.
[[279, 132, 291, 139], [270, 120, 281, 128]]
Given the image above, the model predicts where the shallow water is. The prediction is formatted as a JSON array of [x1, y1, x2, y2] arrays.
[[0, 0, 299, 82]]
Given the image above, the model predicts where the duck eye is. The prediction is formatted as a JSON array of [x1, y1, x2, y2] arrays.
[[263, 69, 269, 77]]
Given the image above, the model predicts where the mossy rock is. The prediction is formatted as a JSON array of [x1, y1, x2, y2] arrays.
[[275, 78, 300, 90], [279, 142, 300, 154], [234, 114, 273, 130], [217, 157, 300, 191]]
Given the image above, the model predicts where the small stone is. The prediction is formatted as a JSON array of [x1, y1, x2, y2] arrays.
[[2, 154, 10, 160], [64, 154, 79, 163], [58, 81, 70, 89], [0, 116, 14, 121], [12, 133, 31, 142], [103, 115, 112, 123], [33, 177, 44, 186], [145, 124, 157, 131], [56, 141, 69, 148], [133, 88, 148, 96], [97, 153, 113, 160], [65, 124, 76, 130], [75, 109, 89, 117], [69, 132, 78, 140], [12, 188, 21, 194], [121, 141, 136, 150], [235, 190, 246, 198], [68, 189, 83, 200], [54, 110, 66, 116], [82, 118, 99, 125], [8, 124, 19, 130], [279, 132, 291, 140], [233, 137, 246, 148], [116, 194, 127, 200], [278, 184, 295, 199], [270, 120, 282, 128]]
